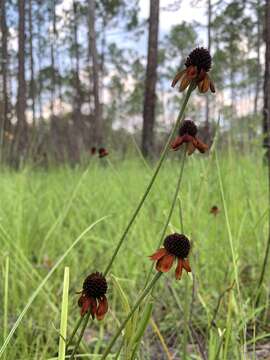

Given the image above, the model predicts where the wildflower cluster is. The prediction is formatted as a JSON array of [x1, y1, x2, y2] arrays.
[[69, 47, 215, 359], [91, 147, 109, 158]]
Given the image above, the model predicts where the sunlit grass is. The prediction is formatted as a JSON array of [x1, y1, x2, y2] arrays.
[[0, 149, 269, 359]]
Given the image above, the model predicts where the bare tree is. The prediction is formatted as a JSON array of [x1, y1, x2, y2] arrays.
[[88, 0, 103, 146], [142, 0, 159, 158]]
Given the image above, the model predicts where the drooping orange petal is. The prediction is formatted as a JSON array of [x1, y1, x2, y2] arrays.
[[179, 74, 191, 92], [186, 65, 198, 80], [96, 295, 108, 321], [193, 137, 208, 153], [156, 254, 174, 273], [182, 258, 192, 272], [171, 69, 186, 87], [80, 297, 92, 317], [149, 248, 167, 261], [187, 141, 196, 156], [175, 258, 183, 280], [171, 136, 184, 151], [198, 74, 210, 93], [210, 79, 215, 93]]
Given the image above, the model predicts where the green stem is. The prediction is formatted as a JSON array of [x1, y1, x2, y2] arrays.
[[69, 312, 91, 360], [104, 84, 194, 277], [255, 149, 270, 306], [144, 147, 187, 287], [65, 83, 194, 357], [101, 272, 163, 359], [66, 316, 84, 353]]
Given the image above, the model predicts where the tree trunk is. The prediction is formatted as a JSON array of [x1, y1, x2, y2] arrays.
[[15, 0, 28, 161], [49, 0, 61, 161], [204, 0, 211, 142], [28, 0, 35, 124], [142, 0, 159, 158], [0, 0, 10, 153], [263, 0, 270, 149], [69, 0, 84, 162], [88, 0, 103, 146], [254, 0, 261, 115]]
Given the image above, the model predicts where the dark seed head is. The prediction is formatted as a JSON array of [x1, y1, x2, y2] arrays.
[[185, 47, 212, 72], [83, 272, 107, 299], [164, 233, 190, 258], [179, 120, 197, 137]]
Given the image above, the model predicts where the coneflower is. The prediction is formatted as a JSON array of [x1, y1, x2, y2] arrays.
[[149, 233, 192, 280], [78, 272, 108, 320], [99, 148, 109, 158], [172, 47, 215, 94], [171, 120, 208, 155]]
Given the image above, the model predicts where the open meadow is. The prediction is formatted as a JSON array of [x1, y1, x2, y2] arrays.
[[1, 147, 269, 359]]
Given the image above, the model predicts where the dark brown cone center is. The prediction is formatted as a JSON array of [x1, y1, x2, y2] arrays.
[[164, 233, 190, 258], [179, 120, 197, 137], [83, 272, 107, 298]]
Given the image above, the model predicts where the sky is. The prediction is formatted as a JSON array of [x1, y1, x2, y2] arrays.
[[139, 0, 207, 43]]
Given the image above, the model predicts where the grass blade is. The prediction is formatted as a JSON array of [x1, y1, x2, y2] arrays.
[[58, 267, 70, 360]]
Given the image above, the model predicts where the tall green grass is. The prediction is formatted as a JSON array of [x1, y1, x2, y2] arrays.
[[0, 149, 269, 359]]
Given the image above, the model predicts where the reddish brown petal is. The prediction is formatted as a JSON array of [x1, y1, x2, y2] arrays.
[[179, 74, 191, 92], [187, 141, 196, 156], [156, 254, 174, 273], [149, 248, 167, 261], [186, 65, 198, 80], [198, 75, 210, 93], [171, 69, 186, 87], [210, 80, 215, 93], [182, 259, 192, 272], [171, 136, 184, 151], [193, 138, 208, 153], [197, 69, 206, 82], [89, 297, 98, 319], [96, 296, 108, 321], [175, 258, 183, 280], [80, 297, 92, 317]]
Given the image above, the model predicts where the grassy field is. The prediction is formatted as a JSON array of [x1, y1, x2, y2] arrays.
[[0, 147, 269, 359]]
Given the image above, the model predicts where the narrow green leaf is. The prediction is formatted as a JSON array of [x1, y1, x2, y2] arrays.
[[58, 267, 70, 360]]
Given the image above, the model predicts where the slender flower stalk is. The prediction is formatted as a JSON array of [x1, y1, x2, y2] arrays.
[[255, 156, 270, 307], [144, 146, 188, 286], [101, 272, 163, 359], [69, 312, 91, 360], [65, 316, 84, 351], [104, 82, 195, 277]]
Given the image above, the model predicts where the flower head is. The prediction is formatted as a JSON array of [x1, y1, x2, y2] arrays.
[[99, 148, 109, 158], [172, 47, 215, 93], [149, 233, 192, 280], [78, 272, 108, 320], [91, 147, 96, 155], [171, 120, 208, 155], [210, 205, 220, 216]]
